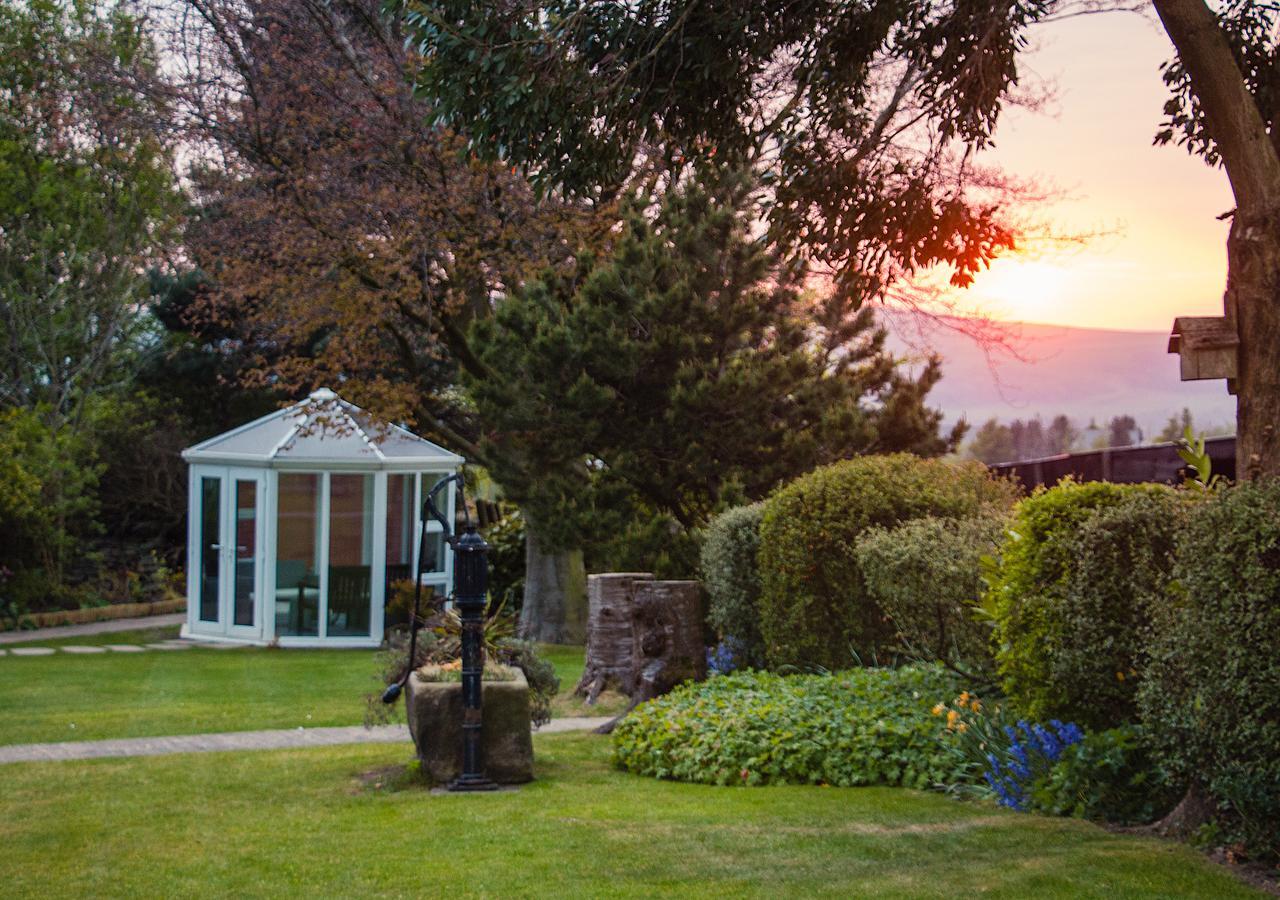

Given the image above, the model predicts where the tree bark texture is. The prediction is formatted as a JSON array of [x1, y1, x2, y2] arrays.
[[1152, 0, 1280, 478], [1227, 216, 1280, 479], [574, 573, 653, 702], [630, 580, 707, 704], [574, 574, 706, 705], [517, 529, 587, 644]]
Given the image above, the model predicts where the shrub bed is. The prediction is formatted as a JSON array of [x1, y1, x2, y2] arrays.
[[984, 479, 1175, 726], [1139, 479, 1280, 860], [857, 513, 1006, 680], [1048, 489, 1197, 729], [612, 665, 963, 788], [758, 454, 1016, 671], [700, 502, 765, 666]]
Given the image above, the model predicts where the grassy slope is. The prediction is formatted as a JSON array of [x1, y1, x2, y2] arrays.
[[0, 733, 1258, 898], [0, 640, 593, 745]]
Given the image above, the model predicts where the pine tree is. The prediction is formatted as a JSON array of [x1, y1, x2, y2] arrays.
[[468, 171, 964, 574]]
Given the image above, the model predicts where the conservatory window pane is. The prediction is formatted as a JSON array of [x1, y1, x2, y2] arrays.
[[199, 477, 221, 622], [419, 472, 447, 575], [276, 473, 320, 637], [233, 480, 256, 627], [328, 473, 373, 637], [421, 530, 445, 575], [385, 474, 414, 594]]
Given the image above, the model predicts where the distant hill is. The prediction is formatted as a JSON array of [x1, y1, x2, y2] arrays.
[[881, 315, 1236, 439]]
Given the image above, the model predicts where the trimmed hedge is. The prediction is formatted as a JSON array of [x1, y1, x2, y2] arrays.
[[984, 479, 1174, 725], [1049, 489, 1197, 729], [758, 454, 1016, 671], [857, 513, 1006, 680], [700, 502, 765, 666], [1139, 480, 1280, 859], [612, 665, 963, 788]]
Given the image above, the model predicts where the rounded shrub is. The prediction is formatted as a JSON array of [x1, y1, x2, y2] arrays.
[[612, 665, 964, 788], [700, 502, 765, 666], [856, 512, 1007, 681], [1048, 489, 1198, 729], [984, 479, 1174, 725], [1138, 479, 1280, 859], [757, 454, 1017, 670]]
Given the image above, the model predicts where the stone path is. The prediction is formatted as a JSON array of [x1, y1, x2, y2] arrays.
[[1, 638, 202, 657], [0, 717, 614, 764], [0, 613, 187, 646]]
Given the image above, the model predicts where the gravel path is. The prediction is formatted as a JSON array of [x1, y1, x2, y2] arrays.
[[0, 717, 614, 764], [0, 614, 187, 646]]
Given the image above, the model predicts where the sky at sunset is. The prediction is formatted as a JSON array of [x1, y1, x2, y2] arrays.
[[950, 11, 1234, 332]]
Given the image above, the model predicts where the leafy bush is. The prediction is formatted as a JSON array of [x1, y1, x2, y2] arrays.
[[1030, 726, 1177, 825], [1138, 479, 1280, 860], [1046, 489, 1198, 729], [700, 502, 765, 666], [984, 479, 1174, 725], [485, 507, 526, 615], [613, 665, 964, 788], [497, 638, 561, 727], [758, 454, 1017, 670], [857, 513, 1006, 681], [0, 406, 101, 611]]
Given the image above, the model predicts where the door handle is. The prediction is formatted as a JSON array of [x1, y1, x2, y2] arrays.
[[210, 544, 222, 550]]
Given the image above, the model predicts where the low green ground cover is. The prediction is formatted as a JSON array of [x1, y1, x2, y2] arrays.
[[0, 639, 590, 745], [614, 666, 962, 788], [0, 733, 1258, 898]]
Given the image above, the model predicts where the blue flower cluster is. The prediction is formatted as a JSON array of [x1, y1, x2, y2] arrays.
[[984, 719, 1084, 810], [706, 637, 746, 675]]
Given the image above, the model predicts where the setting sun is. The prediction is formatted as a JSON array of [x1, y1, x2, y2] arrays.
[[966, 257, 1073, 323]]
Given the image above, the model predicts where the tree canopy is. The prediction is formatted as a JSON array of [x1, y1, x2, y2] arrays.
[[401, 0, 1047, 309], [0, 0, 180, 428]]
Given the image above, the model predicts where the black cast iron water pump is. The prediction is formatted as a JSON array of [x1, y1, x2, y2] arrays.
[[381, 472, 497, 792]]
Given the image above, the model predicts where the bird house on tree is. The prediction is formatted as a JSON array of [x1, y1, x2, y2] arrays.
[[1168, 316, 1239, 393]]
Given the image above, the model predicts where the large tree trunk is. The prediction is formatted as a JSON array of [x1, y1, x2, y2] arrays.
[[1152, 0, 1280, 478], [517, 529, 587, 644], [1226, 218, 1280, 479]]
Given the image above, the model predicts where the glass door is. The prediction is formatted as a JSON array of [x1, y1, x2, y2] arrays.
[[227, 473, 264, 639], [190, 466, 264, 639]]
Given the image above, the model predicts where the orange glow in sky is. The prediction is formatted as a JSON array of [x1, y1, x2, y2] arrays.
[[940, 13, 1233, 331]]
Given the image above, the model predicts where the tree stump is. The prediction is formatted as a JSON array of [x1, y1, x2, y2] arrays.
[[574, 573, 652, 703], [630, 580, 707, 703]]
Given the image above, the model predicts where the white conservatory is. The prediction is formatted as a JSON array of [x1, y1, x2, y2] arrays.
[[180, 388, 463, 647]]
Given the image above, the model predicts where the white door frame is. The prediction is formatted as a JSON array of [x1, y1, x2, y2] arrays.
[[186, 464, 265, 641]]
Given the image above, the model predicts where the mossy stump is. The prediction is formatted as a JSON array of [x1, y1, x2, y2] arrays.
[[405, 670, 534, 784]]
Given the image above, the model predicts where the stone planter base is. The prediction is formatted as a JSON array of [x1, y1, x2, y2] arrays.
[[404, 670, 534, 784]]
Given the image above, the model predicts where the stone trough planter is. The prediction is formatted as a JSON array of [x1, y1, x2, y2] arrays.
[[404, 669, 534, 785]]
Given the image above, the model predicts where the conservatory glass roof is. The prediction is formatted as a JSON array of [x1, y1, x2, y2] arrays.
[[181, 388, 464, 468]]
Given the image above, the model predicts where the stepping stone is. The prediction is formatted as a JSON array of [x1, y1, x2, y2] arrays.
[[0, 649, 7, 656], [103, 644, 147, 653], [10, 647, 55, 656], [60, 645, 107, 654], [146, 643, 190, 651]]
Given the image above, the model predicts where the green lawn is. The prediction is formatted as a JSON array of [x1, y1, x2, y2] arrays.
[[0, 732, 1258, 898], [0, 639, 591, 745]]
